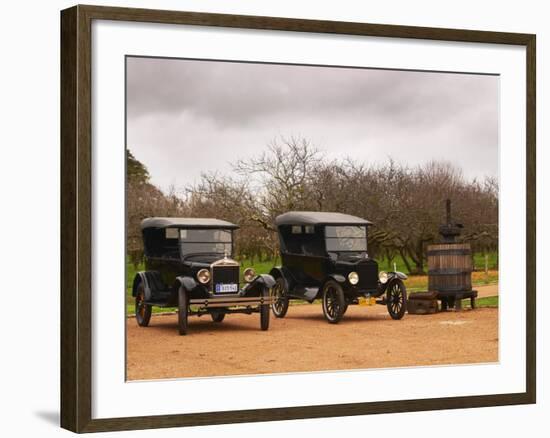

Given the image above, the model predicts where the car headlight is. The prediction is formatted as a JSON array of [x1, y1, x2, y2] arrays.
[[197, 268, 211, 284], [379, 271, 388, 284], [348, 271, 359, 285], [243, 267, 256, 283]]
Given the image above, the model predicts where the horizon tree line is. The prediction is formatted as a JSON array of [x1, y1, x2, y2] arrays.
[[126, 137, 498, 274]]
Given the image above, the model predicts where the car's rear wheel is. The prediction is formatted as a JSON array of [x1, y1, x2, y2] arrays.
[[178, 287, 189, 335], [271, 277, 289, 318], [211, 311, 225, 323], [135, 282, 152, 327], [387, 279, 407, 320], [322, 280, 346, 324], [260, 288, 270, 330]]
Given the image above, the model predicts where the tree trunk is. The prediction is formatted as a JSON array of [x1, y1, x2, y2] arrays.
[[414, 240, 426, 275], [413, 259, 424, 275], [399, 248, 413, 274], [406, 243, 425, 275]]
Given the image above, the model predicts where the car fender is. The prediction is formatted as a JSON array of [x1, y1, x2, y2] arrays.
[[175, 275, 197, 292], [243, 274, 276, 294], [132, 271, 164, 300], [387, 271, 408, 282], [253, 273, 276, 289], [379, 271, 408, 293], [327, 273, 347, 284], [315, 274, 347, 301], [268, 266, 285, 280], [269, 266, 295, 288]]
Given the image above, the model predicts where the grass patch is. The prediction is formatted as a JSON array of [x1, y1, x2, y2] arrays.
[[126, 259, 144, 294], [237, 257, 280, 279], [376, 254, 413, 273], [471, 295, 498, 308], [472, 252, 499, 271], [444, 295, 498, 311]]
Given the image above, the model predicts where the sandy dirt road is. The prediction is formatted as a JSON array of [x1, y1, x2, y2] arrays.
[[127, 300, 498, 381], [475, 284, 498, 298]]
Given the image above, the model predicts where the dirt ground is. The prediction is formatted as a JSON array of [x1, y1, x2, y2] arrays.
[[474, 284, 498, 298], [127, 285, 498, 380]]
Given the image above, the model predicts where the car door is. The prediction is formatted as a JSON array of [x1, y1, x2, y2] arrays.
[[281, 225, 325, 298], [299, 225, 327, 284]]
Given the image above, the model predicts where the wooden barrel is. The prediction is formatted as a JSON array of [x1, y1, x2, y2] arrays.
[[427, 243, 472, 293]]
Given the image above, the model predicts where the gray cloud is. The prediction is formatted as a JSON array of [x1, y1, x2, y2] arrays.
[[127, 57, 498, 191]]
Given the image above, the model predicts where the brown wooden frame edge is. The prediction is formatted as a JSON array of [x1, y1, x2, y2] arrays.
[[60, 4, 536, 433]]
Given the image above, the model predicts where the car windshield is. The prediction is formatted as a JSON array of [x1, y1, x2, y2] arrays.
[[325, 225, 367, 252], [179, 229, 232, 257]]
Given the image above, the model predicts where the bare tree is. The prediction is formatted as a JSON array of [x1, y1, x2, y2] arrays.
[[233, 136, 323, 214], [128, 141, 499, 275], [186, 173, 278, 262]]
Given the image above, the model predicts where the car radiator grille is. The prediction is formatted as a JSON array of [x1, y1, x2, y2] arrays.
[[356, 261, 378, 290], [212, 265, 240, 293]]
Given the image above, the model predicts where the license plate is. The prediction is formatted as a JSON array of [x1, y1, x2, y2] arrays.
[[215, 283, 238, 293], [359, 297, 376, 306]]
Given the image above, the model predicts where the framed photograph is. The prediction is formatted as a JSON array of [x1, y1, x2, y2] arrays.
[[60, 5, 536, 433]]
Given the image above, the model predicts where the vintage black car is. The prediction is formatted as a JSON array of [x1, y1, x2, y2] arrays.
[[270, 211, 407, 323], [132, 217, 275, 335]]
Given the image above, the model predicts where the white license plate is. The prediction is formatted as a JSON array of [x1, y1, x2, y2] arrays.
[[215, 283, 238, 293]]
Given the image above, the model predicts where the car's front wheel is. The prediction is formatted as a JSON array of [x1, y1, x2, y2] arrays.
[[178, 287, 189, 335], [387, 279, 407, 320], [260, 288, 270, 330], [135, 282, 152, 327], [322, 280, 346, 324], [271, 277, 289, 318]]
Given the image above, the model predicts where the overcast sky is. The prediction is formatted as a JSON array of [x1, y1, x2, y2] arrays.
[[127, 57, 498, 192]]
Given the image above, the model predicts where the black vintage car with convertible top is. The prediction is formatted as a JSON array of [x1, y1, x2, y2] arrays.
[[132, 217, 275, 335], [270, 211, 407, 323]]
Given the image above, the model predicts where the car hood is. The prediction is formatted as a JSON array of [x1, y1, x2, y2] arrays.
[[334, 256, 373, 266], [182, 254, 232, 267]]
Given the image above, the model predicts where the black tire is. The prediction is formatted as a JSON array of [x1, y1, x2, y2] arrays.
[[260, 288, 270, 330], [322, 280, 346, 324], [210, 311, 225, 323], [135, 282, 152, 327], [387, 279, 407, 320], [178, 287, 189, 335], [271, 277, 289, 318]]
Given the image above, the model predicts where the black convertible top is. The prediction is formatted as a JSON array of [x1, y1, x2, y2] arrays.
[[275, 211, 372, 227], [141, 217, 239, 230]]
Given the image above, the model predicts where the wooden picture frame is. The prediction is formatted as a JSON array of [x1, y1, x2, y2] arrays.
[[60, 4, 536, 433]]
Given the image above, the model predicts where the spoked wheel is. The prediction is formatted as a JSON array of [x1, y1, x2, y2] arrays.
[[210, 311, 225, 323], [135, 282, 152, 327], [260, 288, 270, 331], [387, 279, 407, 320], [178, 287, 189, 335], [322, 280, 346, 324], [271, 277, 289, 318]]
